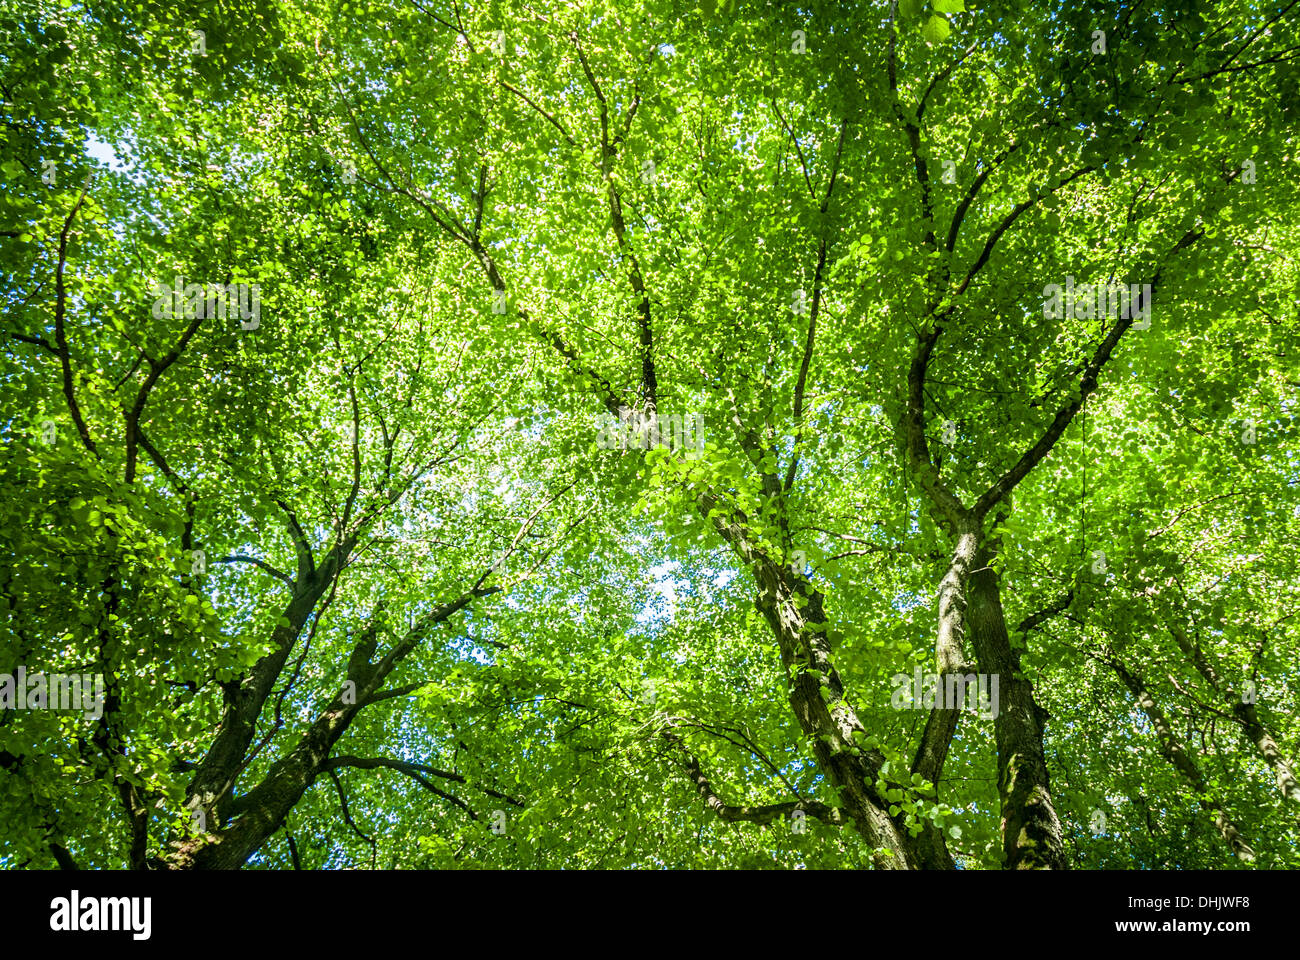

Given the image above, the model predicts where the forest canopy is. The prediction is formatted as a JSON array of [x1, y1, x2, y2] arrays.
[[1, 0, 1298, 871]]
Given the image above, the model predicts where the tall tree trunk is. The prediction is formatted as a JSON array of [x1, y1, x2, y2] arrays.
[[967, 537, 1069, 869], [700, 491, 932, 868], [908, 529, 981, 869], [752, 553, 919, 868]]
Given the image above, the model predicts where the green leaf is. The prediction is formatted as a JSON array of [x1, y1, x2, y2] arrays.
[[921, 14, 951, 43]]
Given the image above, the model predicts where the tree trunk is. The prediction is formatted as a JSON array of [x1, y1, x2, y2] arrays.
[[699, 491, 933, 868], [967, 539, 1069, 869], [908, 529, 981, 869]]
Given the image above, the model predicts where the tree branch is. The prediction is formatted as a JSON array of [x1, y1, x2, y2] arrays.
[[53, 174, 98, 457]]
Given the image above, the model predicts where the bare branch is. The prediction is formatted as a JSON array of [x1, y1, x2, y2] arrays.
[[214, 555, 295, 588]]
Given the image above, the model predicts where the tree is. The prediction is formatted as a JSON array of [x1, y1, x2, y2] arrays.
[[2, 0, 1298, 870]]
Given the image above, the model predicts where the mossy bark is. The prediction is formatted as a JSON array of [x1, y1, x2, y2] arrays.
[[967, 541, 1069, 870]]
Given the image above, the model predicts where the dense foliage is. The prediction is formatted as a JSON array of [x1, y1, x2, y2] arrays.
[[2, 0, 1298, 870]]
